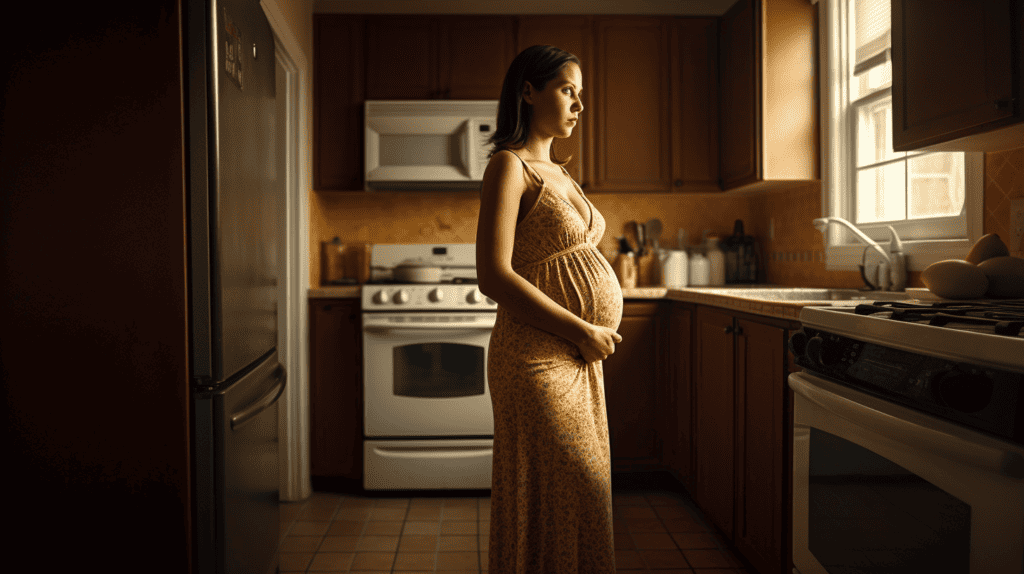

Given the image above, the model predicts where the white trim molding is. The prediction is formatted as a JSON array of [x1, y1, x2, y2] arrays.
[[262, 0, 312, 502], [818, 0, 984, 273]]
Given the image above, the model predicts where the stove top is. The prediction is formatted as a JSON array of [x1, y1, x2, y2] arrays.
[[799, 299, 1024, 373], [793, 299, 1024, 445], [852, 300, 1024, 337]]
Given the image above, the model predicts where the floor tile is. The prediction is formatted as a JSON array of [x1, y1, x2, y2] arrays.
[[278, 535, 323, 554], [640, 548, 690, 568], [350, 551, 397, 570], [399, 534, 438, 552], [392, 551, 436, 570], [280, 474, 751, 574], [681, 549, 743, 569], [290, 520, 331, 537], [632, 531, 678, 550], [438, 535, 478, 551], [307, 551, 355, 571]]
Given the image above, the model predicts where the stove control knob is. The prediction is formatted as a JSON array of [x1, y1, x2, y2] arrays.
[[372, 290, 388, 305], [789, 331, 809, 358], [467, 289, 485, 304], [429, 288, 444, 302], [393, 290, 410, 304], [935, 369, 993, 414], [805, 335, 843, 367]]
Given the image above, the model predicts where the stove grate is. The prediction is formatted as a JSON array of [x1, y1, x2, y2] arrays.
[[853, 300, 1024, 337]]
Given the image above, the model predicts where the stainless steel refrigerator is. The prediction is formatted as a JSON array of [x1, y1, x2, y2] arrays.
[[3, 1, 282, 572], [186, 1, 284, 573]]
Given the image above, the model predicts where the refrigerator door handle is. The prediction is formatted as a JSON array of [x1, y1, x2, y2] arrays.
[[230, 366, 286, 430]]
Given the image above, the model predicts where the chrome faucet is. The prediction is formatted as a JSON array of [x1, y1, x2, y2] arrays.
[[813, 217, 907, 291]]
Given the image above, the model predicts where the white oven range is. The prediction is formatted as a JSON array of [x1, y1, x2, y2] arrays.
[[788, 300, 1024, 574], [361, 244, 497, 491]]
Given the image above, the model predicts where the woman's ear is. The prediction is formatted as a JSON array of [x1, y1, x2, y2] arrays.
[[522, 81, 535, 105]]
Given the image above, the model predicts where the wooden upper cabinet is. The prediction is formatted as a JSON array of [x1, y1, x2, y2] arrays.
[[517, 16, 591, 184], [442, 17, 516, 99], [365, 16, 515, 100], [670, 18, 719, 192], [314, 15, 365, 191], [590, 17, 672, 193], [892, 0, 1024, 152], [718, 0, 818, 191], [365, 17, 437, 100]]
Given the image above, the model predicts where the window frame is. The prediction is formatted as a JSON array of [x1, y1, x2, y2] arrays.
[[818, 0, 983, 272]]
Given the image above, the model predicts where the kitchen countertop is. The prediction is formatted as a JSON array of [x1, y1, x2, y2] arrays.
[[308, 284, 842, 320]]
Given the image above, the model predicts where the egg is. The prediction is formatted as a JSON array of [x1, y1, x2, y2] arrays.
[[965, 233, 1010, 264], [977, 256, 1024, 298], [921, 259, 989, 299]]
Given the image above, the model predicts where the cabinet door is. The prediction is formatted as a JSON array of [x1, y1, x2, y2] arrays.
[[892, 0, 1019, 151], [590, 17, 671, 192], [718, 0, 759, 189], [667, 304, 693, 480], [734, 319, 788, 574], [309, 299, 363, 479], [365, 17, 438, 99], [314, 15, 364, 191], [692, 306, 736, 536], [603, 301, 660, 469], [670, 18, 719, 192], [440, 16, 516, 100], [517, 16, 591, 184]]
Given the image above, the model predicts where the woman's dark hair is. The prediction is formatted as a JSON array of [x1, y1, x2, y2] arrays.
[[488, 45, 581, 164]]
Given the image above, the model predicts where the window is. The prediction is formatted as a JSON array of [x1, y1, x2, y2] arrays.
[[820, 0, 983, 271]]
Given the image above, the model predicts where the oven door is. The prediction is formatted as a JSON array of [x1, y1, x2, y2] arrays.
[[790, 371, 1024, 574], [363, 311, 495, 437]]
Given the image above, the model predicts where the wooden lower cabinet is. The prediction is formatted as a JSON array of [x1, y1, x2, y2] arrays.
[[308, 298, 363, 479], [734, 317, 791, 574], [603, 301, 663, 471], [665, 304, 694, 480], [684, 303, 796, 574], [691, 306, 737, 535]]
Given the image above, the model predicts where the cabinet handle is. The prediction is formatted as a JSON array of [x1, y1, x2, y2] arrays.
[[995, 98, 1013, 110], [674, 179, 683, 187], [724, 325, 734, 334]]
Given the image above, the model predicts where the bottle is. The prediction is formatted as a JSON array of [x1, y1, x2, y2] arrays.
[[688, 248, 710, 286], [707, 236, 725, 286], [613, 236, 637, 289]]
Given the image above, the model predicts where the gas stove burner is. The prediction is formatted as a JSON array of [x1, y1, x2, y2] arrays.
[[854, 300, 1024, 337]]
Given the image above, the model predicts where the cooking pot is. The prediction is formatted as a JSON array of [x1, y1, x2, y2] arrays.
[[393, 259, 443, 283]]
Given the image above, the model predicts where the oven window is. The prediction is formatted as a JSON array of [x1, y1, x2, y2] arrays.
[[808, 428, 970, 573], [393, 343, 484, 398]]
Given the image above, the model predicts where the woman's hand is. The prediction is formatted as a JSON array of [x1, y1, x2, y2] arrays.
[[574, 324, 623, 363]]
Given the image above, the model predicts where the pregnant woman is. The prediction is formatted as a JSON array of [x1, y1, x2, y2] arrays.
[[476, 45, 623, 573]]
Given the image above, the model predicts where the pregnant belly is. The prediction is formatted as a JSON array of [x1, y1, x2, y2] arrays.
[[530, 248, 623, 331]]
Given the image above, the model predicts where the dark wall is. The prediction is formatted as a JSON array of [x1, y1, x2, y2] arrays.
[[1, 2, 191, 571]]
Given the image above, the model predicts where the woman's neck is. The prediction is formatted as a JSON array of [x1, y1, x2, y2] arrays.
[[513, 135, 554, 163]]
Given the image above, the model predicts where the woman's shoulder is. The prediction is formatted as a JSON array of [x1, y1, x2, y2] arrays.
[[484, 149, 525, 179]]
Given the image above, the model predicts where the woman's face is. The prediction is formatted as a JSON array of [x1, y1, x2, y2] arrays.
[[524, 62, 583, 141]]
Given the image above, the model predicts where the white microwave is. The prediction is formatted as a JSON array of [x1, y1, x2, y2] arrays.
[[364, 100, 499, 190]]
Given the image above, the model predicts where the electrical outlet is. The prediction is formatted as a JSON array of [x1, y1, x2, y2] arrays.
[[1011, 198, 1024, 253]]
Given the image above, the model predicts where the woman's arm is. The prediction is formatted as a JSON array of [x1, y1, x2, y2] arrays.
[[476, 151, 620, 361]]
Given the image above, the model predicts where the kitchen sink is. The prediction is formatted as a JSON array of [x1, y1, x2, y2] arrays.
[[691, 287, 914, 302]]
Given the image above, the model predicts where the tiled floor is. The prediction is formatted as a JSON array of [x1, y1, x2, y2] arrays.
[[277, 472, 753, 573]]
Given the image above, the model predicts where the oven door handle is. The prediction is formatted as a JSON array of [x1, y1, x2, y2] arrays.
[[790, 373, 1024, 480], [364, 324, 493, 336], [370, 444, 493, 460]]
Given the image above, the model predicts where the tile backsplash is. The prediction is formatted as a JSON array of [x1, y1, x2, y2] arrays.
[[310, 145, 1024, 289]]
